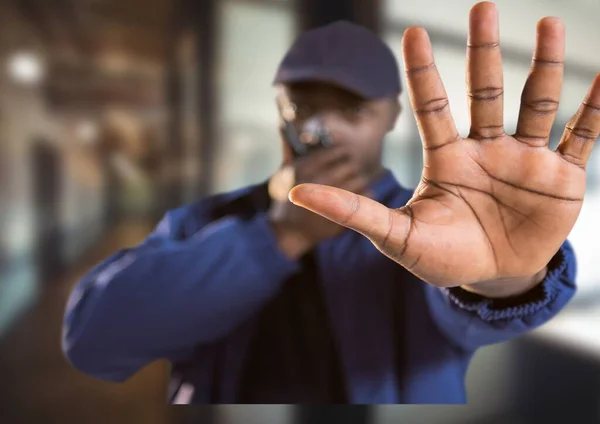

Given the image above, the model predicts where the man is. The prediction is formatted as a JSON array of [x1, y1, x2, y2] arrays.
[[62, 2, 599, 404]]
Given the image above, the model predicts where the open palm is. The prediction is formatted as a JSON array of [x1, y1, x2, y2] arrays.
[[289, 2, 600, 287]]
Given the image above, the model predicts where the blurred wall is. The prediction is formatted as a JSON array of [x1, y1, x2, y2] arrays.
[[0, 0, 598, 421], [0, 2, 62, 332]]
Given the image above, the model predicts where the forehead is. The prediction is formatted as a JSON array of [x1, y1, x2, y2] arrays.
[[280, 82, 367, 104]]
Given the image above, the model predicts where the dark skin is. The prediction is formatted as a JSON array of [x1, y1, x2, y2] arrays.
[[268, 82, 400, 259], [289, 2, 600, 298], [277, 82, 400, 176]]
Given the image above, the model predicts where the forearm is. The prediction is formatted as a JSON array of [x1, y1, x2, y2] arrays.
[[63, 213, 299, 381], [269, 218, 315, 259]]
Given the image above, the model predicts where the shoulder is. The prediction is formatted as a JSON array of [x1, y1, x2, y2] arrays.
[[382, 183, 414, 209], [159, 183, 269, 240], [371, 169, 415, 209]]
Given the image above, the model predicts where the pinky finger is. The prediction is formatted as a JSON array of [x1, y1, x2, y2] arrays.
[[556, 73, 600, 167]]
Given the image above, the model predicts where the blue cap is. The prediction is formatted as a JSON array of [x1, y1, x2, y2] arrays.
[[273, 20, 402, 99]]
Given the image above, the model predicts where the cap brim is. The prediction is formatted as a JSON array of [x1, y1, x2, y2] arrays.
[[273, 68, 380, 99]]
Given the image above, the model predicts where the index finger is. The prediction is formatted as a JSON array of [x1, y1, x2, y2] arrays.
[[402, 27, 460, 150]]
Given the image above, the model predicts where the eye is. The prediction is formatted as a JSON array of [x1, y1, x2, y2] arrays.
[[346, 104, 368, 118], [295, 104, 313, 120]]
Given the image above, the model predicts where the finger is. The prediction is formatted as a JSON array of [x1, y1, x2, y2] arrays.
[[289, 183, 411, 255], [515, 17, 565, 146], [467, 2, 504, 139], [556, 74, 600, 167], [402, 27, 459, 150]]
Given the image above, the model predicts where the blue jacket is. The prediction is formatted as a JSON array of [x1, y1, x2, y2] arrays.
[[62, 170, 577, 404]]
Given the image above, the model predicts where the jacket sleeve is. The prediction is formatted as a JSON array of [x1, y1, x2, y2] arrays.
[[61, 206, 300, 382], [423, 240, 577, 352]]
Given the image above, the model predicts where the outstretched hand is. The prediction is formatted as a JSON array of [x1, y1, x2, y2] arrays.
[[289, 2, 599, 289]]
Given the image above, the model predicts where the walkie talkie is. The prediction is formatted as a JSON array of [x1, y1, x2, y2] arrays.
[[276, 94, 333, 157]]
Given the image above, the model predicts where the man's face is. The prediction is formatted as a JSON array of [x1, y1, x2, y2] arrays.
[[278, 82, 400, 177]]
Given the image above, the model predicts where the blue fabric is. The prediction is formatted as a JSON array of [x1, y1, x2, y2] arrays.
[[61, 170, 577, 404]]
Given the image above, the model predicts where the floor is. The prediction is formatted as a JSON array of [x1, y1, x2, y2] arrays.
[[0, 221, 172, 424]]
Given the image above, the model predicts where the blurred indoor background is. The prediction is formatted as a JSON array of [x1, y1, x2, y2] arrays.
[[0, 0, 598, 423]]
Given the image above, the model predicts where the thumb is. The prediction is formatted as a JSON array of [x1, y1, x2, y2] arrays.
[[288, 183, 411, 249]]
